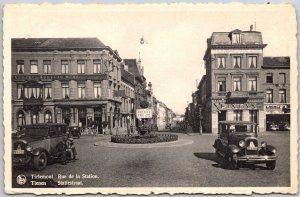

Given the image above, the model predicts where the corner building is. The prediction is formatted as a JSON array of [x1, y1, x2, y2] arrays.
[[202, 29, 266, 133], [12, 38, 123, 134]]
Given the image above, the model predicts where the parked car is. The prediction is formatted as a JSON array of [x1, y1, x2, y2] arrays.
[[213, 121, 277, 170], [12, 123, 68, 171], [68, 126, 81, 138], [267, 122, 279, 131]]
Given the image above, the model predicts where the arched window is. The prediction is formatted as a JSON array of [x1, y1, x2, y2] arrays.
[[17, 111, 25, 126], [44, 110, 52, 123], [31, 112, 39, 124]]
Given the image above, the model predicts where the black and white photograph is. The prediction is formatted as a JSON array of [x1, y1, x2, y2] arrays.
[[4, 3, 298, 194]]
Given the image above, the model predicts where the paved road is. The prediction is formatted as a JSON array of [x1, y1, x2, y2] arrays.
[[13, 131, 290, 187]]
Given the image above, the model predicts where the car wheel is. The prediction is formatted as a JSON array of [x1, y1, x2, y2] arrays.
[[228, 154, 239, 170], [33, 152, 47, 171], [266, 161, 276, 170]]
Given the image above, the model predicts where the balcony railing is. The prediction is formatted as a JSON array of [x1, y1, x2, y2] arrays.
[[226, 91, 249, 100]]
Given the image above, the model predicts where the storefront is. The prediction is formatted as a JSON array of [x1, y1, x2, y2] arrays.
[[265, 104, 290, 131]]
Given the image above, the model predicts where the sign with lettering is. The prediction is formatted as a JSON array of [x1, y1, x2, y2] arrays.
[[12, 74, 107, 82], [265, 104, 290, 114], [213, 102, 263, 111], [136, 109, 152, 120]]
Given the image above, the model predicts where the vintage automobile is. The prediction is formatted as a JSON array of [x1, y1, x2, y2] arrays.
[[279, 121, 290, 131], [68, 126, 81, 138], [213, 121, 277, 170], [12, 123, 68, 171], [267, 122, 279, 131]]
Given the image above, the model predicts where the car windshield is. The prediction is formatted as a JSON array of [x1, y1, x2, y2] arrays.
[[23, 127, 49, 137], [230, 124, 256, 133]]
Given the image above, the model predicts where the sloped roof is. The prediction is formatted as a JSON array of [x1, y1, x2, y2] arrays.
[[121, 69, 135, 86], [12, 38, 106, 49], [124, 59, 140, 77], [210, 30, 263, 46], [262, 57, 290, 68]]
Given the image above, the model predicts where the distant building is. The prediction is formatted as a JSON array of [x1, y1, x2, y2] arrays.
[[261, 57, 290, 130]]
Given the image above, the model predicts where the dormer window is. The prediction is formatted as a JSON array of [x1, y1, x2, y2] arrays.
[[232, 33, 241, 44]]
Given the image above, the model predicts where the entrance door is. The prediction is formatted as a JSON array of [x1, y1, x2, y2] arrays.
[[218, 111, 227, 122], [94, 108, 102, 134], [78, 108, 86, 128]]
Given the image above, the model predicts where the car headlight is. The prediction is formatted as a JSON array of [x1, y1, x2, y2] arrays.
[[25, 146, 32, 152], [271, 148, 276, 154], [239, 140, 245, 147], [261, 141, 267, 148]]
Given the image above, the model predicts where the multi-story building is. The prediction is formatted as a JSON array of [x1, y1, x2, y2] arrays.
[[12, 38, 123, 134], [261, 57, 290, 130], [201, 29, 267, 133]]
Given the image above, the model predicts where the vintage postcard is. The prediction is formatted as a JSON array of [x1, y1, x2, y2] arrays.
[[3, 3, 298, 195]]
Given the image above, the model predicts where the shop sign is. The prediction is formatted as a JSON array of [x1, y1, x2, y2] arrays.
[[265, 104, 290, 114], [136, 109, 152, 120], [213, 102, 262, 111]]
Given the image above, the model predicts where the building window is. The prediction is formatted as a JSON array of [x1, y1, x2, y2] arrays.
[[217, 57, 225, 68], [94, 82, 101, 98], [248, 76, 257, 91], [61, 60, 69, 74], [17, 84, 25, 99], [62, 84, 69, 99], [77, 60, 85, 74], [17, 111, 25, 126], [78, 108, 86, 127], [217, 77, 226, 91], [31, 112, 39, 124], [233, 77, 241, 91], [43, 60, 51, 74], [232, 56, 241, 68], [249, 110, 258, 123], [279, 73, 286, 84], [233, 110, 243, 121], [44, 84, 52, 99], [30, 60, 38, 74], [93, 60, 102, 74], [62, 109, 70, 125], [248, 56, 257, 68], [78, 83, 85, 98], [266, 73, 273, 83], [279, 89, 286, 103], [266, 89, 273, 103], [232, 33, 241, 44], [24, 87, 42, 99], [44, 110, 52, 123], [17, 60, 24, 74]]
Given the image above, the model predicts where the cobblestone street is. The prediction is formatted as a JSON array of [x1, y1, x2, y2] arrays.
[[13, 131, 290, 187]]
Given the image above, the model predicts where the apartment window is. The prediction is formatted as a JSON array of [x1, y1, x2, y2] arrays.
[[78, 83, 85, 98], [30, 60, 38, 73], [44, 110, 52, 123], [279, 89, 286, 103], [217, 77, 226, 91], [232, 33, 241, 44], [17, 84, 25, 99], [62, 84, 69, 99], [17, 60, 24, 74], [248, 77, 257, 91], [94, 82, 101, 98], [233, 77, 241, 91], [24, 87, 42, 99], [249, 110, 258, 123], [233, 110, 243, 121], [61, 60, 69, 74], [248, 56, 257, 68], [31, 112, 39, 124], [43, 60, 51, 74], [279, 73, 286, 84], [266, 89, 273, 103], [233, 56, 241, 68], [93, 60, 102, 74], [266, 73, 273, 83], [17, 111, 25, 126], [44, 84, 52, 99], [77, 60, 85, 74], [217, 57, 226, 68]]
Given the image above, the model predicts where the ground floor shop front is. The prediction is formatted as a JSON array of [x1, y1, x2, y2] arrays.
[[12, 100, 135, 135], [201, 98, 265, 134]]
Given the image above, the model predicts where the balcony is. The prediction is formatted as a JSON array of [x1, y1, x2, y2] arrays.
[[23, 97, 43, 111], [226, 91, 249, 101]]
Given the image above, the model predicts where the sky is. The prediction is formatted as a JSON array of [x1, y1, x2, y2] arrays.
[[4, 3, 296, 114]]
